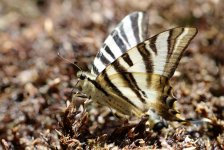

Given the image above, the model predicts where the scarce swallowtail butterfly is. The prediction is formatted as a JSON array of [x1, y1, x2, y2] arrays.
[[76, 11, 197, 130]]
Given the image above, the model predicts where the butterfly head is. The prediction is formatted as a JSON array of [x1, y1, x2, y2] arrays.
[[76, 71, 97, 96], [76, 71, 87, 91], [77, 71, 87, 80]]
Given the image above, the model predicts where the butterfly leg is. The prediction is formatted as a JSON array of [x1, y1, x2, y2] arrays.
[[145, 109, 168, 130]]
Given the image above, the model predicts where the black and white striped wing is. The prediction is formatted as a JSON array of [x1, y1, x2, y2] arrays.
[[96, 27, 197, 116], [99, 27, 197, 78], [91, 11, 149, 76]]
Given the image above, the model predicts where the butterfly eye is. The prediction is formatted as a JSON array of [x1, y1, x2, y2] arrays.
[[79, 74, 86, 80], [77, 71, 86, 80]]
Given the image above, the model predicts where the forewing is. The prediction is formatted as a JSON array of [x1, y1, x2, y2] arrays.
[[91, 11, 149, 76], [98, 27, 197, 78]]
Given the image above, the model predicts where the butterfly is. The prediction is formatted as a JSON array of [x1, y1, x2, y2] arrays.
[[76, 11, 197, 130]]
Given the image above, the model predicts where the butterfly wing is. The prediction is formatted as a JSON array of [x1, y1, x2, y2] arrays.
[[91, 11, 149, 76], [96, 27, 197, 120], [99, 27, 197, 77]]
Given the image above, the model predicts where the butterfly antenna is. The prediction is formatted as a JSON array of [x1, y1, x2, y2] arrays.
[[57, 51, 83, 72], [57, 51, 85, 101], [69, 87, 77, 100]]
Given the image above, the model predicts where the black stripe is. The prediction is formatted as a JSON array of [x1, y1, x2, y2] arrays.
[[167, 86, 172, 95], [88, 78, 108, 96], [137, 43, 154, 91], [103, 44, 116, 60], [113, 60, 147, 103], [137, 43, 153, 72], [167, 28, 186, 78], [168, 28, 184, 54], [123, 53, 134, 66], [149, 35, 157, 55], [102, 72, 136, 106], [146, 74, 152, 89], [167, 29, 174, 54], [92, 64, 99, 75], [97, 52, 110, 65], [125, 73, 148, 99], [120, 24, 131, 47], [173, 28, 196, 67], [130, 13, 140, 43], [111, 31, 127, 53]]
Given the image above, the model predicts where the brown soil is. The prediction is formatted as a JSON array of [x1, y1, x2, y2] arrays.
[[0, 0, 223, 149]]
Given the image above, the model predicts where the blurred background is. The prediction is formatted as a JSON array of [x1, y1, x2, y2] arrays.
[[0, 0, 223, 149]]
